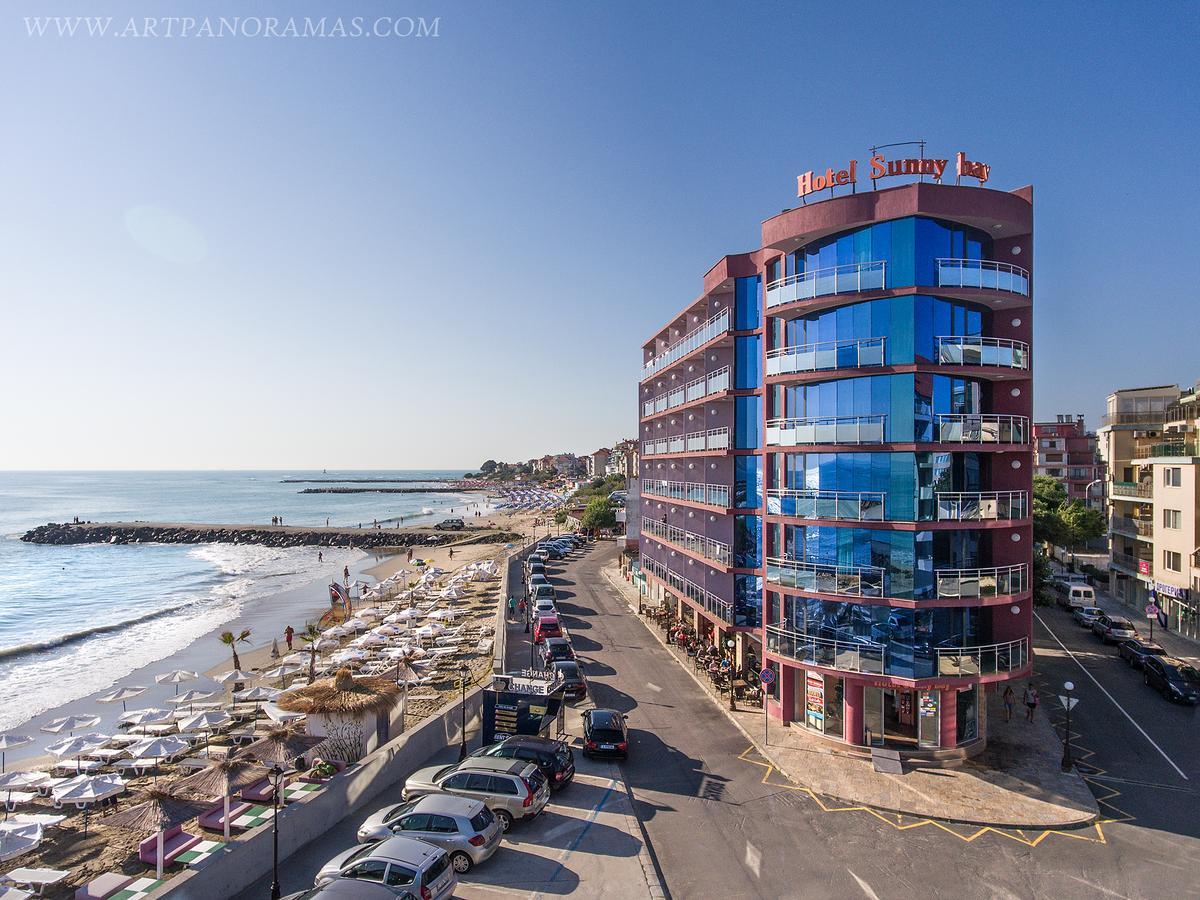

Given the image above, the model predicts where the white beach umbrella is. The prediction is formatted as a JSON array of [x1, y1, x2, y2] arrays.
[[127, 736, 190, 772], [261, 703, 305, 725], [167, 690, 215, 712], [314, 637, 340, 651], [442, 587, 467, 600], [357, 607, 384, 619], [0, 734, 33, 773], [393, 608, 422, 622], [41, 714, 101, 735], [281, 652, 308, 666], [262, 664, 301, 682], [330, 649, 369, 664], [177, 711, 232, 755], [52, 773, 126, 806], [350, 633, 387, 648], [119, 708, 174, 726], [233, 686, 280, 702], [155, 670, 199, 694], [96, 686, 148, 712], [322, 625, 350, 639], [0, 823, 42, 862], [214, 669, 257, 684], [414, 623, 445, 639], [343, 618, 369, 631], [0, 771, 49, 792], [46, 733, 110, 772], [373, 623, 406, 637]]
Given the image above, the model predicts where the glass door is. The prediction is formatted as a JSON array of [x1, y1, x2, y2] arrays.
[[863, 686, 884, 746], [917, 690, 940, 749]]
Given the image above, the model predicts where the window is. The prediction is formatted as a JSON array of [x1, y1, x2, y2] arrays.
[[385, 865, 417, 887], [399, 814, 430, 831], [956, 686, 978, 744], [441, 773, 470, 790], [345, 860, 388, 882], [1164, 550, 1182, 572], [488, 775, 519, 796], [465, 773, 492, 792], [427, 815, 458, 834], [1164, 509, 1182, 529], [1164, 467, 1182, 487]]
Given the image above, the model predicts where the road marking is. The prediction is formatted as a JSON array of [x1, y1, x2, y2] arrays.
[[1086, 774, 1200, 794], [646, 681, 663, 693], [1035, 611, 1189, 781], [848, 870, 882, 900], [531, 777, 617, 900]]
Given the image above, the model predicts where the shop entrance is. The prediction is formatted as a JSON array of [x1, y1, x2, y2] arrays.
[[863, 687, 918, 748]]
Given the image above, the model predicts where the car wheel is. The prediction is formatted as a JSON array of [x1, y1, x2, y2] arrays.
[[449, 851, 473, 874], [494, 809, 513, 833]]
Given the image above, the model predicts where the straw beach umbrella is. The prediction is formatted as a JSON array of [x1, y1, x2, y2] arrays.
[[274, 669, 400, 762], [243, 725, 327, 768], [173, 752, 269, 840], [41, 714, 100, 736], [0, 735, 33, 773], [97, 686, 148, 713], [104, 789, 208, 879]]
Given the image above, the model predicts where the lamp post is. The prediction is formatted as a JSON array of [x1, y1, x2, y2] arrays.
[[458, 663, 470, 761], [1060, 681, 1076, 771], [269, 762, 284, 899], [726, 638, 737, 711]]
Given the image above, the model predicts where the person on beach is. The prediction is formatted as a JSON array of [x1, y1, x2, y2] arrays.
[[343, 565, 350, 583], [1003, 684, 1015, 722], [1023, 683, 1039, 721], [449, 548, 455, 559], [318, 551, 323, 563], [285, 625, 294, 651]]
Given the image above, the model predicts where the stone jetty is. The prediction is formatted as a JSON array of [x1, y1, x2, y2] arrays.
[[22, 522, 519, 549]]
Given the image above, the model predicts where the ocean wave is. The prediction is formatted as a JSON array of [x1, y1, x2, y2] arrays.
[[0, 600, 200, 661]]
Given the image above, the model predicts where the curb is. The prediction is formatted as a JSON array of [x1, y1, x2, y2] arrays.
[[599, 566, 1101, 832]]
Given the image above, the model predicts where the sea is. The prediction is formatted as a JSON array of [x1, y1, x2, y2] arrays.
[[0, 470, 478, 733]]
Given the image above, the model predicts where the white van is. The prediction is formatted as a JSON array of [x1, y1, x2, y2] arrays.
[[1055, 580, 1096, 609]]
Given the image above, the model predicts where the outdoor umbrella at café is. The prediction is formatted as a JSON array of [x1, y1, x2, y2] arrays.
[[104, 789, 208, 879], [0, 735, 32, 773], [155, 670, 199, 694], [173, 752, 268, 841], [97, 686, 148, 713], [40, 714, 100, 736]]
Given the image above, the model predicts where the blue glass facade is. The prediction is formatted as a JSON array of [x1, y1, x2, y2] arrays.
[[735, 335, 761, 389], [734, 575, 762, 627], [734, 455, 763, 509], [735, 396, 762, 449], [734, 515, 761, 569], [735, 275, 762, 330]]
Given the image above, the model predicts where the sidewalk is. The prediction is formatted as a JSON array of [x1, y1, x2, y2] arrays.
[[602, 565, 1099, 829]]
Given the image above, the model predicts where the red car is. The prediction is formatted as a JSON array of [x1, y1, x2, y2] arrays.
[[533, 616, 563, 644]]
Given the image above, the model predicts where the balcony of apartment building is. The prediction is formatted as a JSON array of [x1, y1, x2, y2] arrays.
[[1133, 440, 1200, 461], [641, 308, 732, 382], [765, 261, 887, 311], [641, 516, 733, 569], [935, 336, 1029, 371], [1110, 546, 1153, 579], [641, 552, 733, 624], [763, 413, 1029, 449], [641, 425, 732, 458], [641, 366, 731, 420], [1111, 479, 1155, 501], [641, 478, 731, 510], [765, 337, 886, 377], [1110, 514, 1154, 543], [764, 556, 1028, 604]]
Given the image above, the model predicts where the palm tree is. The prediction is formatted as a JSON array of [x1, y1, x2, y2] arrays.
[[299, 622, 323, 683], [219, 628, 252, 670]]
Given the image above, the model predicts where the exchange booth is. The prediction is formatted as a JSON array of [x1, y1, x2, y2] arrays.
[[482, 670, 567, 745]]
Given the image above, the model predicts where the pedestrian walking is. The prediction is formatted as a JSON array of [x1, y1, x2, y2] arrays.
[[1023, 683, 1039, 721], [508, 596, 517, 621], [318, 551, 323, 563], [1003, 685, 1015, 722], [343, 564, 350, 583], [284, 625, 294, 651]]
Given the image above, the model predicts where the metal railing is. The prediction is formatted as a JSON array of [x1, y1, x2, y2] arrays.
[[642, 309, 730, 379], [766, 556, 885, 597], [643, 427, 730, 457], [1111, 480, 1153, 499], [1133, 442, 1198, 459], [935, 564, 1027, 599], [1110, 516, 1153, 540], [641, 479, 731, 508], [1111, 552, 1152, 576], [1100, 411, 1169, 427], [765, 626, 1028, 679], [766, 488, 885, 521], [642, 517, 732, 566], [765, 261, 886, 309], [935, 258, 1029, 295], [936, 336, 1029, 369], [766, 414, 886, 446], [936, 491, 1028, 521], [642, 554, 733, 622], [936, 414, 1029, 444], [642, 366, 731, 418], [766, 337, 886, 376]]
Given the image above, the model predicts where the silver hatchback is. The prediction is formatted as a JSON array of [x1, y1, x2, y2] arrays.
[[315, 835, 456, 899], [357, 795, 502, 873], [402, 757, 551, 833]]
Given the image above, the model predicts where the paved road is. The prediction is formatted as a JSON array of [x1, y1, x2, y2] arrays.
[[532, 541, 1200, 900]]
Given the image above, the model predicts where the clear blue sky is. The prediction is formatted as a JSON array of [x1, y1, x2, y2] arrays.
[[2, 1, 1197, 469]]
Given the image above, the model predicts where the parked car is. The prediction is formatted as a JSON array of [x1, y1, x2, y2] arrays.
[[1073, 606, 1104, 628], [434, 518, 465, 531], [538, 544, 564, 560], [525, 552, 547, 569], [1143, 656, 1200, 704], [1118, 639, 1168, 670], [528, 573, 551, 593], [533, 616, 563, 644], [582, 708, 629, 758], [283, 882, 413, 900], [526, 561, 546, 581], [1092, 614, 1139, 643], [470, 735, 576, 790], [1054, 580, 1097, 609], [551, 659, 587, 701], [314, 836, 456, 899], [532, 598, 558, 619], [401, 758, 551, 832], [530, 583, 557, 604], [356, 796, 501, 874], [541, 636, 575, 666]]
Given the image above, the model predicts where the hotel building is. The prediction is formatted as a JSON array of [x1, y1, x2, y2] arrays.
[[639, 163, 1034, 757]]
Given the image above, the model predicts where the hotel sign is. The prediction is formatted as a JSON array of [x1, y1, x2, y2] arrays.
[[797, 148, 991, 200]]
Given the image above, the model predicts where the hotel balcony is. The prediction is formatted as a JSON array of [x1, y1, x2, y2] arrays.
[[765, 626, 1029, 679], [642, 427, 730, 458], [642, 309, 730, 380], [642, 479, 731, 509], [1111, 551, 1152, 578], [1133, 441, 1199, 460], [936, 414, 1029, 445], [935, 258, 1029, 296], [766, 337, 886, 377], [642, 517, 733, 567], [766, 488, 885, 521], [642, 554, 733, 623], [1111, 480, 1154, 500], [766, 556, 885, 598], [765, 415, 886, 446], [936, 491, 1028, 522], [642, 366, 730, 418], [935, 336, 1029, 370], [935, 564, 1027, 600], [1110, 516, 1153, 542], [765, 261, 887, 310]]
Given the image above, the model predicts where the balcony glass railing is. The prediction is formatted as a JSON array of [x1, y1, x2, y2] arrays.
[[936, 336, 1029, 369], [642, 367, 731, 418], [642, 517, 733, 566], [642, 554, 733, 622], [766, 415, 886, 446], [1111, 480, 1153, 499], [936, 491, 1028, 521], [641, 479, 731, 508], [935, 564, 1027, 599], [936, 414, 1029, 444], [766, 556, 885, 597], [766, 488, 885, 521], [1110, 516, 1153, 540], [935, 258, 1029, 295], [766, 337, 886, 376], [765, 261, 887, 309], [643, 309, 730, 379], [1133, 442, 1198, 459], [642, 427, 730, 457], [765, 627, 1029, 679]]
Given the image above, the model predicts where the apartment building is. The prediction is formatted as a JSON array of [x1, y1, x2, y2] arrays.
[[585, 448, 612, 478], [1034, 415, 1104, 506]]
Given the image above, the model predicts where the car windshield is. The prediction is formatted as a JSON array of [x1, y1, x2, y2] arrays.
[[1110, 619, 1134, 628], [469, 807, 494, 831], [339, 844, 376, 868], [556, 662, 578, 676], [590, 712, 619, 729], [383, 801, 418, 824]]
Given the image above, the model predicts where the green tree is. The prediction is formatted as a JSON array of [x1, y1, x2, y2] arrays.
[[580, 497, 616, 531], [1032, 552, 1056, 606], [299, 622, 323, 683], [1032, 475, 1069, 546], [553, 509, 568, 525], [480, 460, 498, 474], [219, 628, 252, 670], [1059, 500, 1106, 550]]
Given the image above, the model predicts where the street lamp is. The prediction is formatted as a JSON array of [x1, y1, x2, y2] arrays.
[[269, 762, 285, 899], [726, 638, 737, 711], [458, 663, 471, 761], [1060, 681, 1076, 771]]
